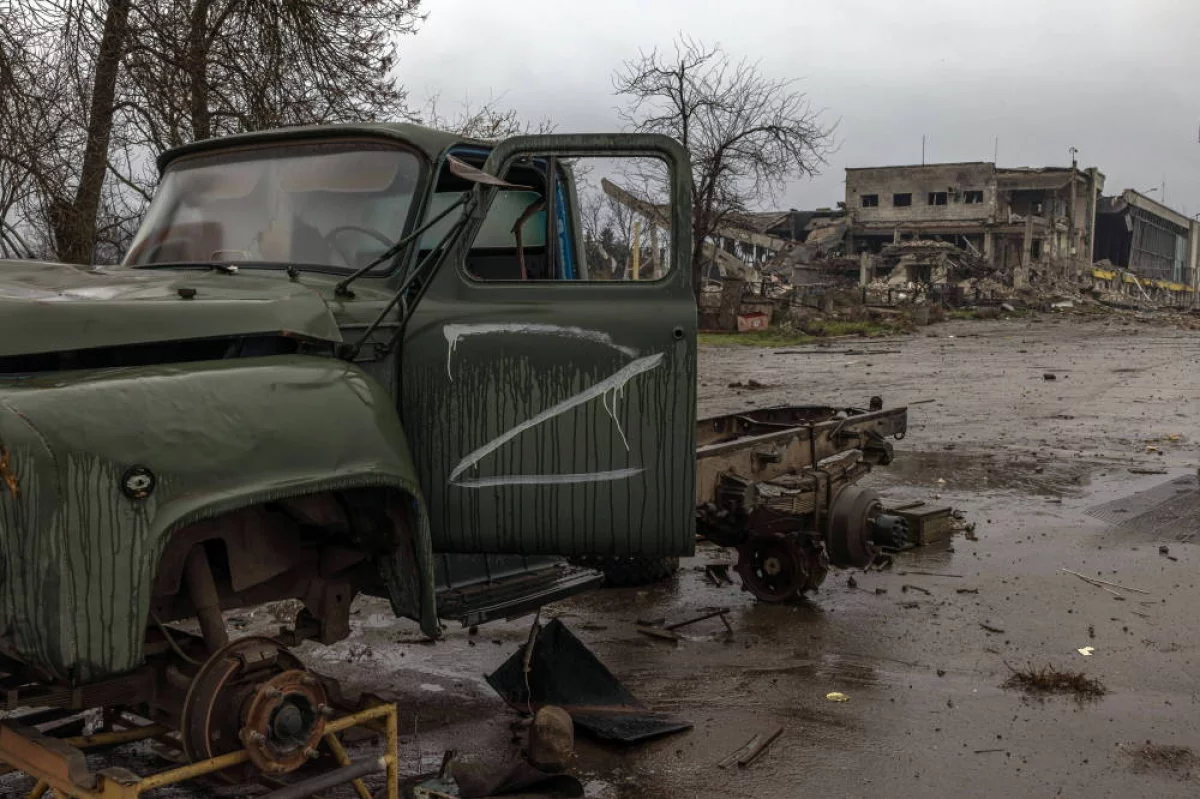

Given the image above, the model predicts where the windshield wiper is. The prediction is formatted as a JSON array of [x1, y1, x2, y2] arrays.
[[131, 261, 239, 273], [340, 191, 474, 361], [333, 193, 469, 299]]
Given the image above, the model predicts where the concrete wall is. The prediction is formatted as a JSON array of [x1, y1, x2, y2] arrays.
[[846, 163, 997, 225], [1185, 219, 1200, 305]]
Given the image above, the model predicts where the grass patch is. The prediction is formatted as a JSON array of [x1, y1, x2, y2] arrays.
[[698, 329, 818, 347], [804, 319, 909, 338], [1002, 664, 1106, 700]]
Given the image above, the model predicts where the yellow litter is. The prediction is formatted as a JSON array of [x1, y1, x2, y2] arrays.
[[825, 692, 850, 702]]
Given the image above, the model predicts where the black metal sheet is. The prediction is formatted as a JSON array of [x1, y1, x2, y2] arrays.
[[486, 619, 692, 744]]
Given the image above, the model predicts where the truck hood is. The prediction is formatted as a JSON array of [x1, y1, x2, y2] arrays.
[[0, 260, 342, 357]]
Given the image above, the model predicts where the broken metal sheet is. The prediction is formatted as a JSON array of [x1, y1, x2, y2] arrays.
[[486, 619, 692, 744]]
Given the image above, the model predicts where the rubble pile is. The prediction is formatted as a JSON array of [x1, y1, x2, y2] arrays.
[[878, 239, 997, 286]]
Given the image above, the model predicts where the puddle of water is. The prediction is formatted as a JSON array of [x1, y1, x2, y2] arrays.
[[876, 449, 1095, 497]]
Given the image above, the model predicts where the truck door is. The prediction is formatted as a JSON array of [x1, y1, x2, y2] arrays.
[[399, 134, 696, 557]]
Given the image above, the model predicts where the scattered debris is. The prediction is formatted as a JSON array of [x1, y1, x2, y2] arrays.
[[1129, 467, 1169, 475], [416, 757, 586, 798], [979, 623, 1005, 634], [825, 692, 850, 703], [1077, 646, 1095, 657], [528, 706, 574, 773], [672, 609, 734, 628], [901, 584, 931, 595], [738, 727, 784, 768], [487, 619, 692, 744], [718, 727, 784, 769], [956, 588, 979, 595], [637, 608, 733, 642], [704, 563, 734, 586], [1125, 742, 1198, 779], [897, 570, 965, 578], [887, 503, 957, 546], [1043, 373, 1057, 380], [1060, 568, 1151, 597], [635, 625, 681, 642], [727, 379, 771, 390], [718, 733, 762, 769], [774, 348, 902, 356], [1003, 664, 1106, 699]]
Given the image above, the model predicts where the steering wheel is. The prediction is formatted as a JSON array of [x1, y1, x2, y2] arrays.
[[326, 225, 396, 268]]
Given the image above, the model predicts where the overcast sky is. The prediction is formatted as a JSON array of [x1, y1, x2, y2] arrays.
[[397, 0, 1200, 216]]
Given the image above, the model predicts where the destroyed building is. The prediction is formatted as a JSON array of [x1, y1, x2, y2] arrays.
[[844, 161, 1104, 287], [1093, 189, 1199, 303], [722, 208, 850, 285]]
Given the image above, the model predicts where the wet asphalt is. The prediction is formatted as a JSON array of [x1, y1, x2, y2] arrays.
[[4, 314, 1199, 798]]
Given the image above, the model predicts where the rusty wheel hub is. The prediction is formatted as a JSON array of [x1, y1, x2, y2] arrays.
[[736, 534, 806, 602], [827, 485, 884, 568], [241, 669, 328, 774], [180, 636, 326, 780]]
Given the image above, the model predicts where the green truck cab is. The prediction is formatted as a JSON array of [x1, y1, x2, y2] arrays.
[[0, 124, 697, 685]]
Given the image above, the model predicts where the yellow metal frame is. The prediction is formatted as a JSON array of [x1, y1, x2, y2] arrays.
[[3, 704, 399, 799]]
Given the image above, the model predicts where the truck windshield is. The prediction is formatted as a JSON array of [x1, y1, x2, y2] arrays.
[[124, 141, 422, 272]]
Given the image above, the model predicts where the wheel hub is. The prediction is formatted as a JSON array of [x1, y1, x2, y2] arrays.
[[826, 485, 884, 568], [735, 534, 807, 602], [241, 670, 328, 774], [180, 637, 326, 780]]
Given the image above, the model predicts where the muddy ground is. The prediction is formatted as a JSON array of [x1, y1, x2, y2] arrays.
[[6, 314, 1200, 798]]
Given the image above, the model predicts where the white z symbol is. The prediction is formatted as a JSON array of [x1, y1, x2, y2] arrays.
[[443, 324, 662, 488]]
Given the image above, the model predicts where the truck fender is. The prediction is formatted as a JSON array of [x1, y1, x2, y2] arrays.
[[0, 355, 437, 683]]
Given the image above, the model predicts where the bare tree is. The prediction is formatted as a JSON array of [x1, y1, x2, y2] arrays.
[[613, 35, 835, 291], [419, 93, 554, 139], [123, 0, 422, 149], [1, 1, 135, 263], [0, 0, 425, 264]]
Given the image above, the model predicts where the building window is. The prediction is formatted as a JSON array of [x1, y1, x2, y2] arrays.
[[861, 194, 879, 208], [893, 193, 912, 207], [964, 190, 984, 204], [928, 191, 948, 206]]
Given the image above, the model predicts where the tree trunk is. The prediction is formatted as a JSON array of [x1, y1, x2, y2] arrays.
[[187, 0, 213, 140], [60, 0, 132, 264]]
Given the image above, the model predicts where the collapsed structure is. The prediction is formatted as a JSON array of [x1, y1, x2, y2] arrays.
[[602, 157, 1200, 330], [844, 161, 1104, 289], [1093, 189, 1198, 304]]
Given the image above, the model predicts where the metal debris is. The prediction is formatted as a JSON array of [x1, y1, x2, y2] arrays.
[[487, 619, 692, 744], [1060, 568, 1150, 596], [737, 727, 784, 768]]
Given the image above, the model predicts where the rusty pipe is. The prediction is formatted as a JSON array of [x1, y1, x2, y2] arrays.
[[184, 546, 228, 652]]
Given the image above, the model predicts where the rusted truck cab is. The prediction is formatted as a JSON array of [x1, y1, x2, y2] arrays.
[[0, 125, 696, 743], [0, 123, 906, 790]]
